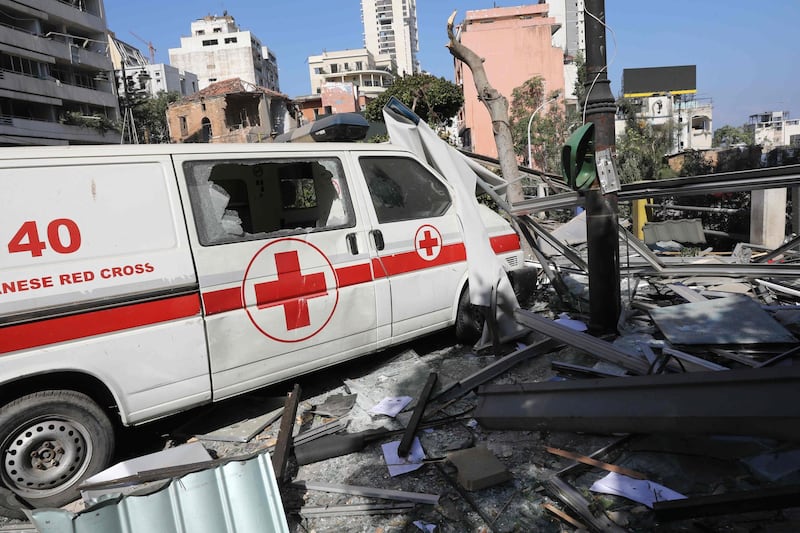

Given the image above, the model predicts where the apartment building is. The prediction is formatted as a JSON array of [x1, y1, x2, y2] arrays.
[[361, 0, 418, 76], [0, 0, 120, 145], [455, 4, 565, 157], [748, 111, 800, 151], [547, 0, 585, 108], [109, 34, 198, 97], [307, 48, 395, 96], [169, 14, 279, 92]]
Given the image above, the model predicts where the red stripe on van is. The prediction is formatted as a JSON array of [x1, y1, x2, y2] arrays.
[[202, 287, 242, 315], [201, 236, 520, 315], [336, 263, 373, 288], [490, 233, 521, 253], [377, 242, 467, 277], [0, 294, 201, 355]]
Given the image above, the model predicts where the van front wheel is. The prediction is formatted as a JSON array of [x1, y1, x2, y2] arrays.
[[455, 287, 485, 344], [0, 390, 114, 510]]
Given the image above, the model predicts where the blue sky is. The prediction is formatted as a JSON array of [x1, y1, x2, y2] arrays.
[[105, 1, 799, 129]]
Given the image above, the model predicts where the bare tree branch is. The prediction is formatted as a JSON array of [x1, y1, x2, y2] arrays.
[[446, 10, 523, 203]]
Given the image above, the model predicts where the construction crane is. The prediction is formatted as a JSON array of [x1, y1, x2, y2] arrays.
[[129, 31, 156, 64]]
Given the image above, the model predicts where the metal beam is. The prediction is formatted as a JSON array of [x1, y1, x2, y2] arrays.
[[653, 484, 800, 522], [514, 308, 651, 375], [512, 164, 800, 215], [290, 480, 439, 505], [474, 365, 800, 441], [433, 337, 562, 403]]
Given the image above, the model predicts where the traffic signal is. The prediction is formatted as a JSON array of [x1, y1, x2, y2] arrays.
[[561, 123, 597, 191]]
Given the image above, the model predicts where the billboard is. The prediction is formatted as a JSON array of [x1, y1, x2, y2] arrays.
[[623, 65, 696, 97]]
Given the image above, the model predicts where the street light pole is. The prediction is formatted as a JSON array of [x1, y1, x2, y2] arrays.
[[526, 93, 560, 170]]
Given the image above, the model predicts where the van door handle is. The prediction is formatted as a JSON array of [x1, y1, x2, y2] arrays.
[[346, 233, 359, 255], [370, 229, 385, 251]]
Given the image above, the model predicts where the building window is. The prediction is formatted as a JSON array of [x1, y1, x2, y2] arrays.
[[331, 64, 338, 74], [208, 78, 217, 83], [196, 30, 205, 35], [225, 37, 238, 44], [202, 39, 218, 46], [324, 106, 332, 115], [213, 27, 222, 33], [313, 67, 323, 74], [179, 116, 188, 136], [355, 61, 363, 70], [201, 117, 212, 142]]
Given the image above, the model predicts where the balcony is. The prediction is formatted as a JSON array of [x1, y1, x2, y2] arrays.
[[0, 70, 116, 108], [22, 0, 106, 33], [0, 26, 111, 71], [0, 115, 120, 144]]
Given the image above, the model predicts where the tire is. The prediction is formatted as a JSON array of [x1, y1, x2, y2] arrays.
[[455, 287, 485, 344], [0, 390, 115, 510]]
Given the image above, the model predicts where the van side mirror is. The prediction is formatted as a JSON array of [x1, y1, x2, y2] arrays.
[[561, 123, 596, 191]]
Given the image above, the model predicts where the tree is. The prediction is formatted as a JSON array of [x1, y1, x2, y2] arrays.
[[615, 98, 676, 183], [509, 76, 573, 173], [364, 73, 463, 131], [131, 91, 181, 143], [713, 124, 754, 148], [445, 11, 522, 203]]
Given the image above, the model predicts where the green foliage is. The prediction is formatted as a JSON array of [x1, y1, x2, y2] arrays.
[[712, 124, 754, 148], [131, 91, 181, 143], [60, 111, 119, 134], [508, 76, 573, 173], [364, 73, 463, 129], [615, 99, 676, 183]]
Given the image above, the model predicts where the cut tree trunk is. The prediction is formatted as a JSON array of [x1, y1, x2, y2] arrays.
[[446, 11, 524, 205]]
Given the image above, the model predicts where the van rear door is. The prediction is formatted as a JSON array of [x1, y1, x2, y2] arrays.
[[174, 151, 379, 399]]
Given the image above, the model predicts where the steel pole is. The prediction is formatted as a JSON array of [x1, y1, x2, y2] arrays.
[[583, 0, 621, 333]]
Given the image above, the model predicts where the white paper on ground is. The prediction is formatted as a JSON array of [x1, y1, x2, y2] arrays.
[[413, 520, 437, 532], [589, 472, 686, 508], [381, 437, 425, 477], [369, 396, 412, 417]]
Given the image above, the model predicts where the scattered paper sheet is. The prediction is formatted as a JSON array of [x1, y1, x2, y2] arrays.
[[589, 472, 686, 508], [369, 396, 412, 417], [382, 437, 425, 477], [413, 520, 437, 532]]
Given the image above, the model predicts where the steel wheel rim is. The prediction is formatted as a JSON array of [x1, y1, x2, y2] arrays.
[[2, 415, 94, 499]]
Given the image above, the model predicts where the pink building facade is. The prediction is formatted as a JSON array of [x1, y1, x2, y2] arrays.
[[456, 4, 565, 158]]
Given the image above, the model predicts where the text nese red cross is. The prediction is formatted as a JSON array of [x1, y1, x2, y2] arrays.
[[418, 230, 439, 257], [254, 251, 328, 330]]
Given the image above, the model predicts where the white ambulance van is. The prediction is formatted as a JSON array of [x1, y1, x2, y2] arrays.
[[0, 142, 526, 509]]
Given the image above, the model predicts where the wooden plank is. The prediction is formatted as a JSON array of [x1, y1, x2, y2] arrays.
[[271, 383, 301, 483], [397, 372, 437, 457], [546, 446, 646, 480]]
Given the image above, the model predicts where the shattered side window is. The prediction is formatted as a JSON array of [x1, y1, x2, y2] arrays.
[[359, 156, 451, 224], [183, 157, 355, 246]]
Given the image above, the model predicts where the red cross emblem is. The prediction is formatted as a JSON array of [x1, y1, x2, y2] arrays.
[[414, 224, 442, 261], [254, 251, 327, 330], [243, 238, 338, 343]]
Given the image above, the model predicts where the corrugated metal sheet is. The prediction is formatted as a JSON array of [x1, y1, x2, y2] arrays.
[[643, 218, 706, 245], [29, 452, 289, 533]]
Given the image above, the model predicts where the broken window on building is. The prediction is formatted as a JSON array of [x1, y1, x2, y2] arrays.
[[183, 158, 355, 246]]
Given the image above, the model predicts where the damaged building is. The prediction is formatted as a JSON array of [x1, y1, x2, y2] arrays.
[[166, 78, 297, 143]]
